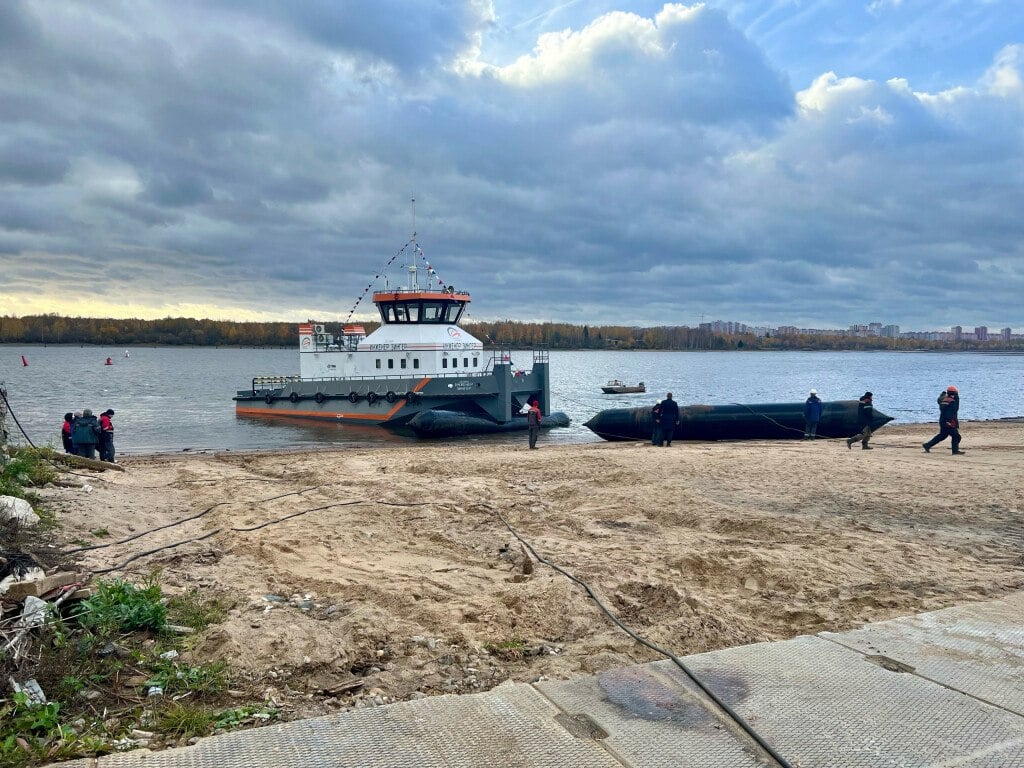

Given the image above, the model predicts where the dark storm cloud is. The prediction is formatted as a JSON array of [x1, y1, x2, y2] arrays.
[[0, 1, 1021, 329]]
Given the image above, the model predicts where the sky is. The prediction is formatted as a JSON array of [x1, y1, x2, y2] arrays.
[[1, 1, 1022, 331]]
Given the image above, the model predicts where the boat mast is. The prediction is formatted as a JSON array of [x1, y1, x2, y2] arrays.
[[409, 194, 419, 290]]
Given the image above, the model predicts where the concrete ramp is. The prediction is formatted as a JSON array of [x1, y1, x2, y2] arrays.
[[56, 591, 1024, 767]]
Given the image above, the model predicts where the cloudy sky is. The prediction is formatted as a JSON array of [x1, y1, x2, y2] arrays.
[[1, 1, 1022, 330]]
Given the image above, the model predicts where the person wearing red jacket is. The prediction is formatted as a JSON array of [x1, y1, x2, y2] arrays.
[[61, 412, 74, 453], [526, 400, 542, 449], [99, 409, 116, 463]]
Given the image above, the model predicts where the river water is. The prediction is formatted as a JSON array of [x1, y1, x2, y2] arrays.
[[1, 346, 1022, 455]]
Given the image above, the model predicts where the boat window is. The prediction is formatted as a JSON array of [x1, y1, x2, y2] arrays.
[[413, 358, 419, 369], [444, 303, 463, 323], [442, 359, 448, 369], [472, 357, 478, 367], [450, 358, 457, 369], [394, 305, 408, 323], [400, 359, 407, 369], [388, 359, 394, 369], [421, 302, 442, 321], [375, 359, 382, 369], [463, 357, 469, 367]]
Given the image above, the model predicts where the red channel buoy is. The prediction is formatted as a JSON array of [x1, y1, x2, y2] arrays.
[[105, 357, 113, 365], [21, 355, 28, 366]]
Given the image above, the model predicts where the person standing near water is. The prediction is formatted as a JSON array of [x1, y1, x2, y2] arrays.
[[923, 386, 965, 455], [61, 413, 74, 453], [99, 409, 116, 462], [72, 408, 101, 458], [526, 400, 541, 449], [658, 393, 680, 446], [803, 389, 823, 439]]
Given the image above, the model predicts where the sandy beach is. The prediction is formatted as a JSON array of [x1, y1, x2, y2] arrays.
[[39, 420, 1024, 718]]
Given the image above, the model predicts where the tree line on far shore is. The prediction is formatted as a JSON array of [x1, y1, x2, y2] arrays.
[[1, 314, 1021, 352]]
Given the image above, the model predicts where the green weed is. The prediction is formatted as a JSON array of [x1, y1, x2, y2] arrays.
[[76, 577, 167, 635], [145, 659, 227, 696], [155, 703, 214, 740]]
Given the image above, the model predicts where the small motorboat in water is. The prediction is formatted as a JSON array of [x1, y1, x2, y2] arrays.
[[601, 380, 646, 394]]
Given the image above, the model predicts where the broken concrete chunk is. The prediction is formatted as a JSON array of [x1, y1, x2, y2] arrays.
[[0, 496, 39, 526]]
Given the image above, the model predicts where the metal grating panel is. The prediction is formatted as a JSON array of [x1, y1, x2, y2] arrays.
[[54, 684, 623, 768], [821, 592, 1024, 716], [536, 663, 772, 766], [655, 634, 1024, 767]]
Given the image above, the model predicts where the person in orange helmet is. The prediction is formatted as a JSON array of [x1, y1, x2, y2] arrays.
[[923, 385, 964, 454]]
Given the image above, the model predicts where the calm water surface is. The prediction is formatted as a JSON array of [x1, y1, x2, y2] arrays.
[[2, 346, 1022, 455]]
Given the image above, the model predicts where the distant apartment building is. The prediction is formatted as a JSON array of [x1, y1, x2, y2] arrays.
[[881, 325, 900, 338], [974, 326, 989, 341], [951, 326, 963, 341], [1002, 327, 1013, 342]]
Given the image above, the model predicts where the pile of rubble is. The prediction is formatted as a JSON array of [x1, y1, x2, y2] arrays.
[[2, 495, 90, 706]]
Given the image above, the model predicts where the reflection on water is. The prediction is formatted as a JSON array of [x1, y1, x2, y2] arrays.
[[1, 345, 1022, 455]]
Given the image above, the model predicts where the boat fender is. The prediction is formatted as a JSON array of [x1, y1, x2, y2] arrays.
[[314, 392, 325, 404], [348, 391, 360, 403], [289, 392, 300, 403], [265, 394, 274, 405], [366, 392, 379, 405], [385, 391, 397, 404], [405, 391, 417, 403]]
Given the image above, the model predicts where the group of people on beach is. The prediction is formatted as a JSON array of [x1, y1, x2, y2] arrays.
[[61, 409, 116, 462], [799, 387, 963, 454]]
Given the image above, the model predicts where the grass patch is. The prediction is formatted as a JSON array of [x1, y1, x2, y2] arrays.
[[483, 637, 529, 661], [0, 447, 58, 503], [89, 527, 110, 538], [145, 659, 227, 696], [167, 589, 227, 631], [154, 703, 215, 740]]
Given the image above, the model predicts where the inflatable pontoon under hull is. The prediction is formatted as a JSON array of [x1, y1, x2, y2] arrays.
[[584, 400, 894, 442], [408, 410, 571, 438]]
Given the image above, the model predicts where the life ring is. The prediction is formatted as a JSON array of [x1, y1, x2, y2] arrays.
[[405, 391, 417, 403], [289, 392, 300, 403], [265, 394, 274, 405], [385, 391, 397, 404], [348, 391, 360, 403], [366, 392, 379, 405], [314, 392, 325, 404]]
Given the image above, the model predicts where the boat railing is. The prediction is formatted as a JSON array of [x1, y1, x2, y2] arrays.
[[251, 375, 301, 391]]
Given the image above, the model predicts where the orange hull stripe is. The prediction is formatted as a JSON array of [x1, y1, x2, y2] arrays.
[[237, 378, 432, 421]]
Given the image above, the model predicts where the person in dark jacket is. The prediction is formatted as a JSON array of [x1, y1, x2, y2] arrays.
[[923, 385, 965, 454], [526, 400, 541, 449], [803, 389, 823, 439], [651, 402, 663, 446], [658, 393, 680, 446], [61, 413, 74, 453], [99, 409, 115, 462], [846, 392, 874, 450], [72, 408, 101, 459]]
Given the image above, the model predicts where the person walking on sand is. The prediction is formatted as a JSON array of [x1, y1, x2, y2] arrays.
[[846, 392, 874, 450], [804, 389, 823, 439], [923, 386, 965, 455], [658, 393, 680, 446], [526, 399, 541, 449]]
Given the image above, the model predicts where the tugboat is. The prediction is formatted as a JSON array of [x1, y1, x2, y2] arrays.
[[234, 238, 569, 438]]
